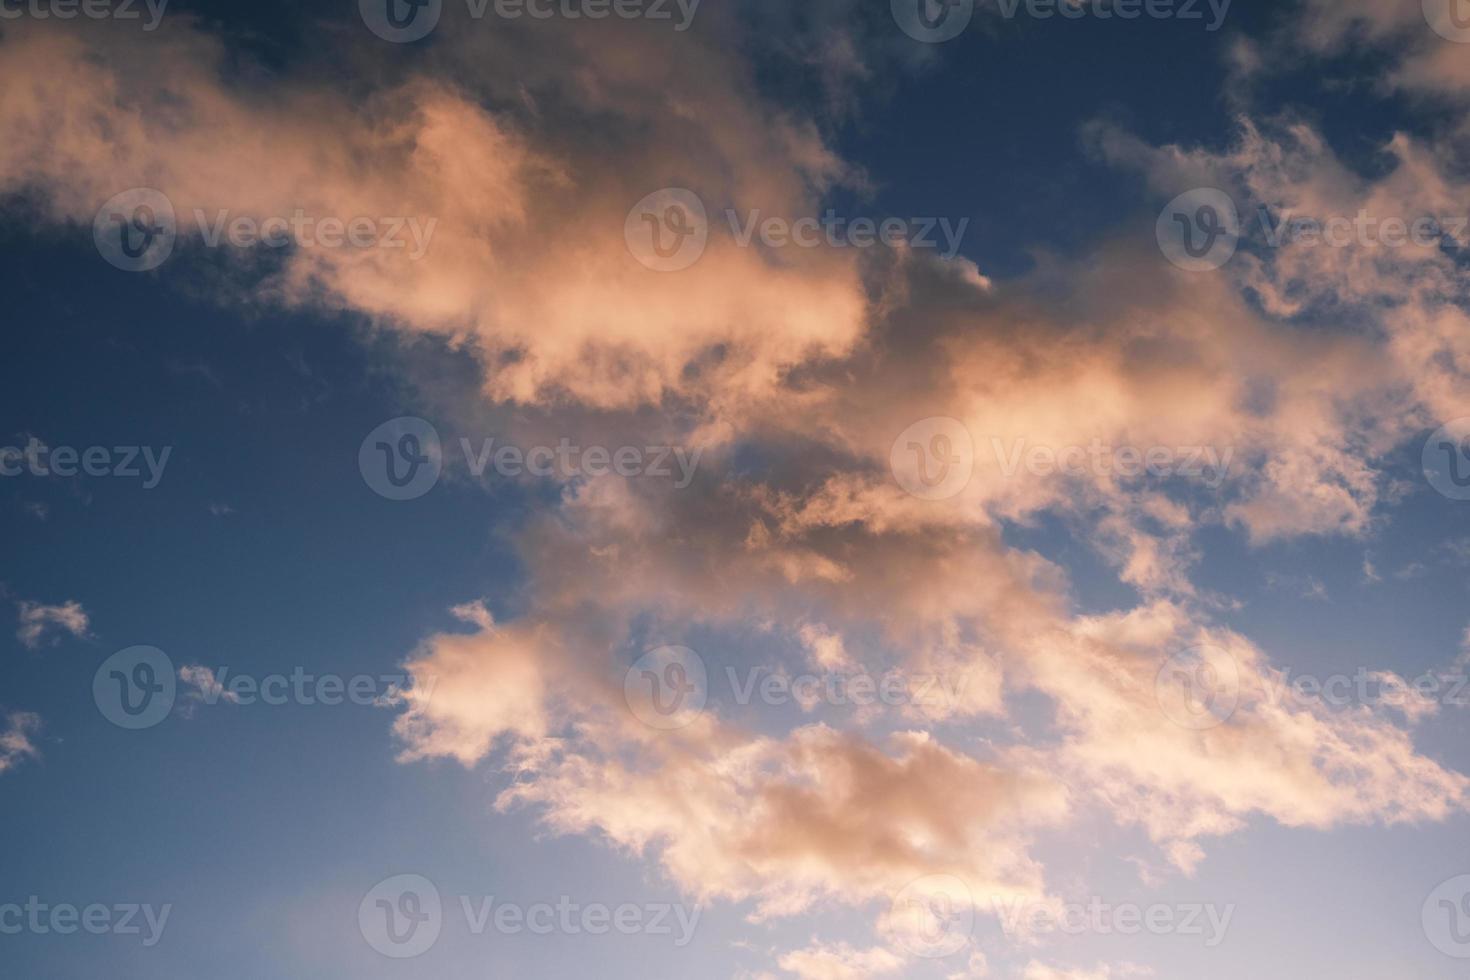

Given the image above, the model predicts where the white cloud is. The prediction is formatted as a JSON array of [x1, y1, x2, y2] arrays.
[[777, 941, 902, 980]]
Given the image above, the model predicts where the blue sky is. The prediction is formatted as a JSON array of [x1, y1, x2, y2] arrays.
[[2, 1, 1470, 978]]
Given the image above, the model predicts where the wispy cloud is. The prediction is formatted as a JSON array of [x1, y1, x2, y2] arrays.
[[0, 712, 41, 774], [15, 598, 90, 649]]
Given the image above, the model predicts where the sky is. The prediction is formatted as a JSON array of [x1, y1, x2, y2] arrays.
[[1, 0, 1470, 978]]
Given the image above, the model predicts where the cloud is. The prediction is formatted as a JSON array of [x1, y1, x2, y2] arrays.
[[393, 613, 551, 766], [3, 7, 1470, 976], [1089, 114, 1470, 541], [1293, 0, 1470, 97], [1033, 603, 1467, 870], [1022, 963, 1153, 980], [0, 17, 870, 419], [0, 712, 41, 774], [507, 723, 1066, 920], [178, 665, 242, 706], [394, 473, 1465, 913], [15, 598, 90, 649], [949, 952, 990, 978], [400, 590, 1067, 918], [777, 941, 903, 980]]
